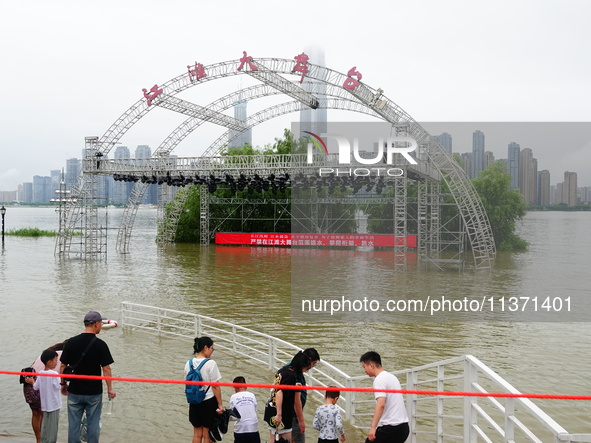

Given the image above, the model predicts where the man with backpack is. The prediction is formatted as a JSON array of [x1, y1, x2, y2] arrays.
[[184, 337, 224, 443], [60, 311, 115, 443]]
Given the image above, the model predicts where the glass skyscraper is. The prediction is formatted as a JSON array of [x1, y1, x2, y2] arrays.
[[472, 130, 485, 178]]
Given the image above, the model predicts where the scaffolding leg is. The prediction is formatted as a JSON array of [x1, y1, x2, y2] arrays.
[[200, 185, 210, 245]]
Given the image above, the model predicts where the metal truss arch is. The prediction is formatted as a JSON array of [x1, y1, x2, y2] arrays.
[[93, 57, 396, 155], [204, 96, 381, 157], [154, 96, 386, 246], [61, 55, 495, 268], [117, 83, 284, 252], [116, 82, 361, 252]]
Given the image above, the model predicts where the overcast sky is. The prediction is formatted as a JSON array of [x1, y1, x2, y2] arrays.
[[1, 0, 590, 190]]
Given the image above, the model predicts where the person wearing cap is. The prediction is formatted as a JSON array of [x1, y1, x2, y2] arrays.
[[60, 311, 116, 443]]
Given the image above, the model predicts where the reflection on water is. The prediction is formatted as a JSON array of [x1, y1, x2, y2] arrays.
[[0, 207, 590, 440]]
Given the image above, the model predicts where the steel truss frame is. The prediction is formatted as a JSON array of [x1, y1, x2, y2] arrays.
[[417, 183, 465, 270], [206, 198, 291, 243], [57, 57, 495, 269], [116, 82, 384, 253], [202, 196, 406, 245]]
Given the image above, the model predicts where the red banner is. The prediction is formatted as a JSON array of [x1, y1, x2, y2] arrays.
[[215, 233, 417, 248]]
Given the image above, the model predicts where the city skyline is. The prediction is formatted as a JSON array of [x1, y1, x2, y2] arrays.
[[3, 124, 590, 193], [3, 134, 589, 206], [1, 1, 590, 191], [431, 127, 584, 206], [422, 122, 591, 188], [4, 121, 591, 201]]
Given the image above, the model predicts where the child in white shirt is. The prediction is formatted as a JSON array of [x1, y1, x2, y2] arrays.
[[30, 349, 62, 443], [229, 376, 260, 443]]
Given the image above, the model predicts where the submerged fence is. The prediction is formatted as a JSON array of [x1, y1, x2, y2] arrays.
[[120, 302, 590, 442]]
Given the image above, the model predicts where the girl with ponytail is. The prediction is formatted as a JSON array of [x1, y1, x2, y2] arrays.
[[184, 337, 224, 443], [264, 350, 312, 443]]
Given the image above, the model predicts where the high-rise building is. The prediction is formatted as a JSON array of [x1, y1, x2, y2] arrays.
[[65, 158, 81, 190], [113, 146, 133, 204], [300, 46, 327, 139], [97, 153, 111, 204], [0, 191, 17, 203], [563, 171, 578, 206], [21, 182, 33, 203], [472, 130, 485, 178], [461, 152, 473, 178], [519, 148, 537, 205], [578, 186, 591, 204], [434, 132, 452, 154], [135, 144, 151, 159], [484, 151, 495, 169], [32, 175, 52, 203], [16, 184, 23, 202], [507, 142, 520, 189], [532, 158, 538, 203], [538, 170, 551, 206], [135, 145, 156, 204], [556, 183, 564, 204], [115, 145, 130, 159], [229, 99, 252, 148], [550, 185, 558, 204], [50, 170, 61, 196]]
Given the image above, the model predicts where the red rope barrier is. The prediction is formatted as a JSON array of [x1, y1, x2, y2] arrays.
[[4, 370, 591, 401]]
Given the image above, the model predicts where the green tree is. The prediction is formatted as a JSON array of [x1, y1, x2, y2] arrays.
[[222, 143, 260, 156], [472, 161, 528, 251], [173, 186, 201, 243], [365, 185, 419, 234], [173, 132, 297, 243], [266, 128, 307, 154], [173, 129, 390, 242]]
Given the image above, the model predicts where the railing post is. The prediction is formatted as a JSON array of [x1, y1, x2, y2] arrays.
[[464, 358, 478, 443], [268, 338, 275, 371], [505, 397, 515, 442], [232, 325, 237, 354], [345, 377, 356, 425], [157, 308, 162, 334], [437, 365, 445, 443], [194, 315, 202, 337], [406, 371, 417, 443]]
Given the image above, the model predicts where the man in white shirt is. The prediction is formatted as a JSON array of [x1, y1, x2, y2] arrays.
[[360, 352, 409, 443]]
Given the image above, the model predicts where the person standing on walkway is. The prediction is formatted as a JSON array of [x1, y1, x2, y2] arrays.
[[292, 348, 320, 443], [359, 351, 409, 443], [229, 376, 260, 443], [60, 311, 116, 443], [184, 336, 224, 443], [313, 389, 345, 443], [22, 341, 67, 443], [265, 351, 311, 443], [30, 349, 62, 443]]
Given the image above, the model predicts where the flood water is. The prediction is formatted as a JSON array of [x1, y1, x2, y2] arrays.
[[0, 207, 590, 441]]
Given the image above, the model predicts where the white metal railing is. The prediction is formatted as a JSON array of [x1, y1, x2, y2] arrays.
[[120, 302, 351, 408], [120, 302, 590, 442]]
